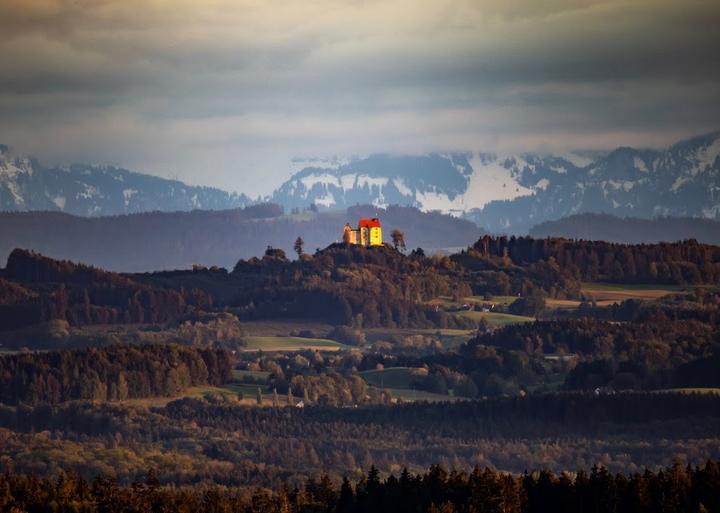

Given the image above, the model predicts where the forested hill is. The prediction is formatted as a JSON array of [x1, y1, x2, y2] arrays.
[[0, 248, 212, 333], [2, 236, 719, 335], [530, 213, 720, 245], [0, 203, 480, 272], [471, 235, 720, 283]]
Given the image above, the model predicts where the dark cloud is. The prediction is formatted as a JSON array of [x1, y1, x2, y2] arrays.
[[0, 0, 718, 195]]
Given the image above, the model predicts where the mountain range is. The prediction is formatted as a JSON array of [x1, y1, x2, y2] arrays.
[[275, 132, 720, 232], [0, 145, 250, 216], [1, 131, 719, 232]]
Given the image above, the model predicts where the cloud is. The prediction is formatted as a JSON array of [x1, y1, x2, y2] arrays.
[[0, 0, 718, 195]]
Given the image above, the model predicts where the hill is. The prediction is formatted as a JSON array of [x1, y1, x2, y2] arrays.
[[0, 144, 251, 216], [530, 213, 720, 244], [0, 203, 481, 272]]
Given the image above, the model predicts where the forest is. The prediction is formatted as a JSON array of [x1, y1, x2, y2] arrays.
[[2, 460, 719, 513], [2, 235, 719, 334], [0, 234, 719, 505], [0, 344, 232, 405], [0, 392, 718, 488]]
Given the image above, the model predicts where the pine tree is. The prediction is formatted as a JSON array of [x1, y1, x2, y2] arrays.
[[294, 237, 305, 258]]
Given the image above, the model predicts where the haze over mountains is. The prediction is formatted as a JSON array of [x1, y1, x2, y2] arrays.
[[0, 145, 250, 216], [530, 214, 720, 246], [1, 131, 719, 234], [0, 205, 480, 272]]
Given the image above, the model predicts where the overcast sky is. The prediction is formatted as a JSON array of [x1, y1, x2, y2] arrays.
[[1, 0, 719, 196]]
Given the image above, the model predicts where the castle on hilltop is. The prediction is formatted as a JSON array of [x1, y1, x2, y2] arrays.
[[343, 218, 383, 246]]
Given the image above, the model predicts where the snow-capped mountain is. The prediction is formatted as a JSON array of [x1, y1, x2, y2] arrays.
[[272, 153, 564, 214], [273, 132, 720, 233], [475, 132, 720, 232], [0, 145, 250, 216], [3, 131, 718, 231]]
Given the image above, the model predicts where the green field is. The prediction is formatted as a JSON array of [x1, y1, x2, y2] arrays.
[[580, 282, 686, 292], [240, 336, 344, 351], [386, 388, 466, 403], [232, 369, 271, 381], [462, 295, 518, 306], [579, 282, 687, 307], [364, 327, 474, 348], [456, 311, 535, 327], [360, 367, 422, 388]]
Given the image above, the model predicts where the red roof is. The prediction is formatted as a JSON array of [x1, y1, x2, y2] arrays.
[[358, 217, 381, 228]]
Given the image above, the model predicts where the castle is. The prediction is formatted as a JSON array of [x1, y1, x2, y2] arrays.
[[343, 218, 383, 246]]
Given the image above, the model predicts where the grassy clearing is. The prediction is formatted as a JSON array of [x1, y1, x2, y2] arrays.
[[386, 388, 466, 403], [359, 367, 422, 388], [121, 382, 280, 408], [543, 283, 688, 311], [240, 320, 334, 337], [363, 327, 474, 348], [581, 282, 686, 292], [545, 298, 583, 310], [580, 282, 685, 306], [231, 369, 271, 381], [457, 311, 534, 327], [654, 388, 720, 395], [240, 336, 344, 352], [462, 295, 518, 306]]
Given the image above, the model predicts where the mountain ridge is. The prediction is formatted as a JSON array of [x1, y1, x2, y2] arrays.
[[2, 131, 719, 231], [0, 145, 251, 216]]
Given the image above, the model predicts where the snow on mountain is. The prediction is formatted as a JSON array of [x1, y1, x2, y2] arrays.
[[0, 145, 251, 216], [273, 132, 720, 233], [272, 152, 557, 214], [3, 130, 719, 232], [474, 131, 720, 232]]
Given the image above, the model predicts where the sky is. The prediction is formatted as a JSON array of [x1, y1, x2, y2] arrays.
[[1, 0, 719, 196]]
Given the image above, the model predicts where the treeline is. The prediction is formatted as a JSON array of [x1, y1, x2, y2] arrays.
[[0, 344, 233, 405], [1, 460, 719, 513], [472, 235, 720, 285], [0, 249, 211, 331]]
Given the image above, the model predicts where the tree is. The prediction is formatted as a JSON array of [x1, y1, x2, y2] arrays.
[[264, 246, 288, 261], [294, 237, 305, 258], [508, 295, 546, 317], [391, 229, 406, 252]]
